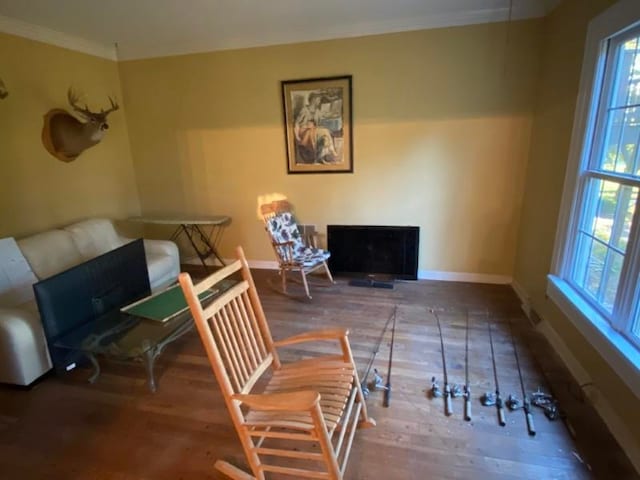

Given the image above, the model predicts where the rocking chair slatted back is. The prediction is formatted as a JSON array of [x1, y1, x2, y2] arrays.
[[180, 258, 278, 397], [260, 200, 301, 264]]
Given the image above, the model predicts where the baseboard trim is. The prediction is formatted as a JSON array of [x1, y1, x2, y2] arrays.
[[183, 258, 512, 284], [511, 279, 532, 317], [417, 270, 512, 284], [537, 318, 640, 473]]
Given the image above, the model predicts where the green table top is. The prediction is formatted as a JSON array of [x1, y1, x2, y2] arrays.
[[121, 283, 215, 323]]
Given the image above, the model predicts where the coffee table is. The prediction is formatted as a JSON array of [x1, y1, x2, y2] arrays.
[[53, 278, 236, 392]]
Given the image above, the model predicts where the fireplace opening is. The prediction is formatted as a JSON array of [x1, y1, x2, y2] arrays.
[[327, 225, 419, 282]]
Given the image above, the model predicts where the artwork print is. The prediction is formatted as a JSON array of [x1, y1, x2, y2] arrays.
[[281, 76, 353, 174]]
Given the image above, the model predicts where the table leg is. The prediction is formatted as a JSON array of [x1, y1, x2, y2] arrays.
[[141, 322, 194, 393], [178, 223, 227, 272], [86, 352, 101, 384], [142, 340, 159, 393]]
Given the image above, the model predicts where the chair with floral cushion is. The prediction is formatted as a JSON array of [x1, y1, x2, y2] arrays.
[[260, 200, 334, 299]]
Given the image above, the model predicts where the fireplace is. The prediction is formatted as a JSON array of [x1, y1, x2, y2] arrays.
[[327, 225, 419, 280]]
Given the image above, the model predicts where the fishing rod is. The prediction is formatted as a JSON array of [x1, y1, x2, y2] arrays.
[[383, 307, 398, 408], [487, 317, 506, 426], [432, 309, 453, 416], [463, 311, 471, 422], [361, 306, 397, 399], [508, 318, 536, 436]]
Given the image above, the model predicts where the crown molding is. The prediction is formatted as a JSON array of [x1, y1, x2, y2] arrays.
[[0, 14, 117, 61], [117, 6, 544, 60], [0, 0, 559, 62]]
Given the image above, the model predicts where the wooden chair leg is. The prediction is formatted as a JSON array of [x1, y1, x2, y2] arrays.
[[300, 270, 312, 299], [215, 460, 257, 480], [354, 378, 376, 429], [281, 268, 287, 294], [323, 261, 335, 284], [338, 336, 376, 429], [311, 404, 342, 480]]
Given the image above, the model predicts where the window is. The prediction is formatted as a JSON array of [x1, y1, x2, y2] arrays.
[[549, 0, 640, 396], [570, 29, 640, 337]]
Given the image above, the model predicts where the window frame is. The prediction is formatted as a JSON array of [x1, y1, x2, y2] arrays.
[[548, 0, 640, 399]]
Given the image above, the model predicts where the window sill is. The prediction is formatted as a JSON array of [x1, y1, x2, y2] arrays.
[[546, 275, 640, 399]]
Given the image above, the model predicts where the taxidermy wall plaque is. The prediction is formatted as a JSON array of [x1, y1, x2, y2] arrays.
[[42, 88, 119, 162]]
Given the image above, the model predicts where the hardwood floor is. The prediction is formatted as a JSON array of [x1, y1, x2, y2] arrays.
[[0, 269, 637, 479]]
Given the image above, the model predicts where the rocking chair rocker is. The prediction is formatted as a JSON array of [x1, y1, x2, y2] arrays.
[[260, 200, 334, 299], [178, 246, 375, 480]]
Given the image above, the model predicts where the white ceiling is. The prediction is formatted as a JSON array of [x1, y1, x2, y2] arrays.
[[0, 0, 561, 61]]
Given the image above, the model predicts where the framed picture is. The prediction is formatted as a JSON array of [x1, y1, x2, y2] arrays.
[[281, 75, 353, 174]]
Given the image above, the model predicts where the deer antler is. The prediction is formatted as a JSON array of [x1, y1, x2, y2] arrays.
[[67, 88, 94, 118], [100, 96, 119, 115], [67, 88, 119, 118]]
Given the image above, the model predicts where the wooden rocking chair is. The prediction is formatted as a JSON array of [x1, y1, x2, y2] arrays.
[[260, 200, 334, 299], [178, 246, 375, 480]]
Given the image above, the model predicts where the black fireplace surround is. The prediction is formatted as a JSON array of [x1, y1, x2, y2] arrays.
[[327, 225, 419, 280]]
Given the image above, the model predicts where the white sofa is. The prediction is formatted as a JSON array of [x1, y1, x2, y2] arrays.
[[0, 218, 180, 386]]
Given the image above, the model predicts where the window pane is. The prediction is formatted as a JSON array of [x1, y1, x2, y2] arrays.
[[597, 35, 640, 174], [597, 107, 640, 173], [602, 250, 623, 311], [572, 178, 638, 312], [574, 235, 604, 299], [611, 37, 640, 108]]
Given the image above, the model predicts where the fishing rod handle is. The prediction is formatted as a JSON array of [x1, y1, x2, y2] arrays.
[[464, 397, 471, 421], [498, 405, 506, 426], [383, 385, 391, 408], [526, 411, 536, 436], [445, 393, 452, 416]]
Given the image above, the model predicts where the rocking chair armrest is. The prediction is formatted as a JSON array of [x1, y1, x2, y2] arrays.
[[272, 240, 295, 248], [274, 328, 349, 347], [232, 391, 320, 412]]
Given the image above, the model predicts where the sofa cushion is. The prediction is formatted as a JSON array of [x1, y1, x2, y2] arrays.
[[64, 218, 126, 261], [17, 230, 83, 280]]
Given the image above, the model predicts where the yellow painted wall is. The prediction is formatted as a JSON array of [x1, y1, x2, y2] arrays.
[[513, 0, 640, 447], [0, 32, 140, 238], [119, 21, 542, 274]]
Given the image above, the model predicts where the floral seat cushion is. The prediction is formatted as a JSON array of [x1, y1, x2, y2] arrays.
[[266, 212, 331, 266]]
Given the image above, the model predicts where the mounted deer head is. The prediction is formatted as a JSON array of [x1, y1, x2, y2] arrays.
[[41, 88, 120, 162], [0, 78, 7, 99]]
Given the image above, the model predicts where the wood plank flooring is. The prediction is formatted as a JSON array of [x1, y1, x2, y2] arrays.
[[0, 269, 637, 479]]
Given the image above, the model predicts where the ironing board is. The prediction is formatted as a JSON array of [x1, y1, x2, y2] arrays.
[[130, 216, 231, 270]]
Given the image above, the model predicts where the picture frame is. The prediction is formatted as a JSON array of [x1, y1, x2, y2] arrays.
[[281, 75, 353, 174]]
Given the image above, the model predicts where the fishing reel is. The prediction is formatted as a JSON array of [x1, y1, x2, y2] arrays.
[[361, 368, 388, 398], [361, 382, 370, 399], [506, 394, 522, 411], [430, 377, 442, 398], [480, 392, 496, 406], [531, 389, 560, 420], [370, 368, 388, 391], [450, 383, 464, 398]]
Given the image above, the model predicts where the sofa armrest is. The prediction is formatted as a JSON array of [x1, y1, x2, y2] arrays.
[[119, 236, 179, 261], [0, 307, 52, 385], [142, 238, 179, 258]]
